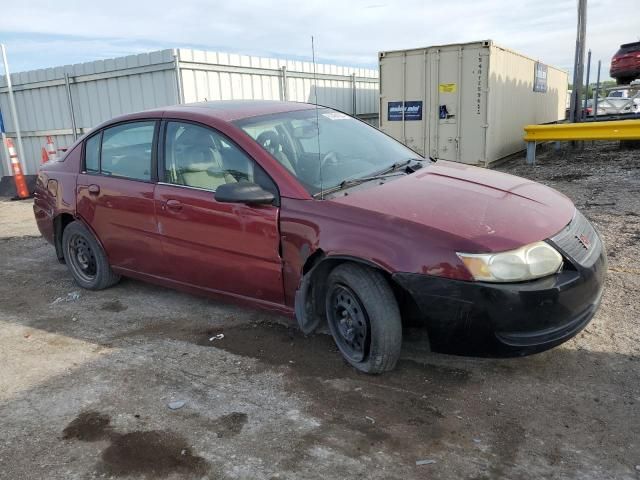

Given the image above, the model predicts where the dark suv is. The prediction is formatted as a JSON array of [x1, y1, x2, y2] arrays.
[[610, 41, 640, 85]]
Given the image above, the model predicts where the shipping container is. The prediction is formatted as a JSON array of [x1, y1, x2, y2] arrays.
[[0, 48, 379, 177], [378, 40, 568, 165]]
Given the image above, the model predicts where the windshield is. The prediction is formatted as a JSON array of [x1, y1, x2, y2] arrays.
[[234, 108, 421, 195]]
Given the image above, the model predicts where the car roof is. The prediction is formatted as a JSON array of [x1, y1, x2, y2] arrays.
[[162, 100, 318, 122]]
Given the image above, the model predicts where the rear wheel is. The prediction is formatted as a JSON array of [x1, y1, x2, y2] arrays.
[[325, 263, 402, 373], [62, 221, 120, 290]]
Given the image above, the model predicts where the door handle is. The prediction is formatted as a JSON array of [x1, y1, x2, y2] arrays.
[[88, 184, 100, 195], [165, 199, 183, 211]]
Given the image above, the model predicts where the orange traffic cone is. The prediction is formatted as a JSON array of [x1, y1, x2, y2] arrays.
[[5, 138, 29, 199], [45, 136, 58, 162], [41, 147, 49, 164]]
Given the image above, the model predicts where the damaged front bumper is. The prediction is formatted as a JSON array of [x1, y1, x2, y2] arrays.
[[393, 225, 607, 357]]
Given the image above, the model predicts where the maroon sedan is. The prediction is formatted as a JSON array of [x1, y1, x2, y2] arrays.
[[34, 101, 606, 373]]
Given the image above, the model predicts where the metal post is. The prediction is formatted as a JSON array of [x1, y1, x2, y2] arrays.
[[569, 0, 587, 123], [173, 51, 184, 104], [64, 73, 78, 141], [526, 141, 537, 165], [1, 44, 26, 171], [594, 60, 601, 119], [0, 109, 11, 175], [351, 73, 357, 115], [402, 52, 406, 144], [280, 66, 288, 101], [583, 49, 591, 121]]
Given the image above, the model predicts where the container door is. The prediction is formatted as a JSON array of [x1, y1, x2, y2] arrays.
[[434, 49, 461, 162], [431, 44, 489, 165], [379, 51, 428, 157]]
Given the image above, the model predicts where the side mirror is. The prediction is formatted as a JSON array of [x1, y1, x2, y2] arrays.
[[214, 182, 275, 205]]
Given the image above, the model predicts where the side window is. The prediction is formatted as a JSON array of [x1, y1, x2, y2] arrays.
[[84, 133, 101, 173], [100, 121, 155, 181], [164, 121, 277, 195]]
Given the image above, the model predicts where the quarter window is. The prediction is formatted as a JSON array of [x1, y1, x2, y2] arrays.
[[164, 121, 276, 195], [84, 133, 100, 173], [100, 121, 155, 181]]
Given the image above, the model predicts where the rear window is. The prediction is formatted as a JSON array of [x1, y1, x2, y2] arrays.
[[618, 42, 640, 55]]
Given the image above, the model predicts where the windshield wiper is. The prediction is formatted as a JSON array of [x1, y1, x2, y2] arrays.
[[313, 158, 423, 198], [312, 172, 405, 198]]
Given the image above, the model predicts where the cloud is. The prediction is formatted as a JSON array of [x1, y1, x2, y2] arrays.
[[0, 0, 638, 79]]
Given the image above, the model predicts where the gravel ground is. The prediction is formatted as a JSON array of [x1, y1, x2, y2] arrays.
[[0, 141, 638, 480]]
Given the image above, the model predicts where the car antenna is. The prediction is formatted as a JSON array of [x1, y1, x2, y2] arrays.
[[311, 35, 323, 199]]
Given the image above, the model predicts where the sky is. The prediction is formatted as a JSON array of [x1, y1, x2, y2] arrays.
[[0, 0, 638, 81]]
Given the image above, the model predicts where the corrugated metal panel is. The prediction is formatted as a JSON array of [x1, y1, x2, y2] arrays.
[[0, 49, 178, 175], [177, 48, 378, 116], [379, 40, 568, 165], [0, 48, 379, 177]]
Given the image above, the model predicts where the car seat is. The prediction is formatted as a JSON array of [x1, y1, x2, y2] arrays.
[[173, 128, 236, 190]]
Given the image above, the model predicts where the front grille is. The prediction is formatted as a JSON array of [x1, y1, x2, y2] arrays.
[[549, 210, 602, 268]]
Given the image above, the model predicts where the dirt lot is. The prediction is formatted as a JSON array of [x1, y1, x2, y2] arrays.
[[0, 141, 639, 480]]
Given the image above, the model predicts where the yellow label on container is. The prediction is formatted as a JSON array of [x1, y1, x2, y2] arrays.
[[439, 83, 457, 93]]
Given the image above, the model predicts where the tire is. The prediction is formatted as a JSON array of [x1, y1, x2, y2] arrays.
[[325, 263, 402, 374], [62, 220, 120, 290]]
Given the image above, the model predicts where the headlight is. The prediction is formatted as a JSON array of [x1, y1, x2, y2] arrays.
[[457, 241, 563, 282]]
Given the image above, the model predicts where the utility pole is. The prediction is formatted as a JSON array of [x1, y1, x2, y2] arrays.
[[569, 0, 587, 123], [0, 44, 26, 171]]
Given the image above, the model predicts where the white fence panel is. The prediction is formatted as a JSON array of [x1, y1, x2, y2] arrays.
[[1, 48, 378, 176]]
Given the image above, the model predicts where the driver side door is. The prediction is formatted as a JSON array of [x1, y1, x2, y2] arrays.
[[154, 120, 284, 306]]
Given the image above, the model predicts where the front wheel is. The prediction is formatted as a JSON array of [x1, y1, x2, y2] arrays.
[[325, 264, 402, 373], [62, 221, 120, 290]]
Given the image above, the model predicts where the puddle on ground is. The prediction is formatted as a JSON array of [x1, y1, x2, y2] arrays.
[[548, 173, 591, 182], [62, 410, 111, 441], [209, 412, 248, 438], [62, 410, 210, 478], [99, 430, 208, 478], [100, 300, 128, 312]]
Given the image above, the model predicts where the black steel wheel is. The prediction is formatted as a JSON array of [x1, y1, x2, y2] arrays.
[[61, 221, 120, 290], [327, 284, 369, 363], [325, 263, 402, 373], [67, 233, 97, 282]]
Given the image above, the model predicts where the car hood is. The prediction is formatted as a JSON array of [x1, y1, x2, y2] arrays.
[[329, 160, 575, 253]]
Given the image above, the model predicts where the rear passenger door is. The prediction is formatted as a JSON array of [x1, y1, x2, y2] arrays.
[[77, 120, 162, 276], [154, 120, 284, 305]]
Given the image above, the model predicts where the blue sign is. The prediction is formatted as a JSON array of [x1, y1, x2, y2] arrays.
[[533, 62, 548, 93], [388, 101, 423, 121], [0, 109, 4, 134]]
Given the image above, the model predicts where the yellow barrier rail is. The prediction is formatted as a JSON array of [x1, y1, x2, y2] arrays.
[[524, 119, 640, 142], [523, 119, 640, 164]]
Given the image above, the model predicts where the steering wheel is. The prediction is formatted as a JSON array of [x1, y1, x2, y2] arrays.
[[321, 151, 340, 171], [256, 131, 281, 152]]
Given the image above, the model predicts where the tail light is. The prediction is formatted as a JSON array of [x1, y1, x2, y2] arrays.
[[612, 58, 618, 62]]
